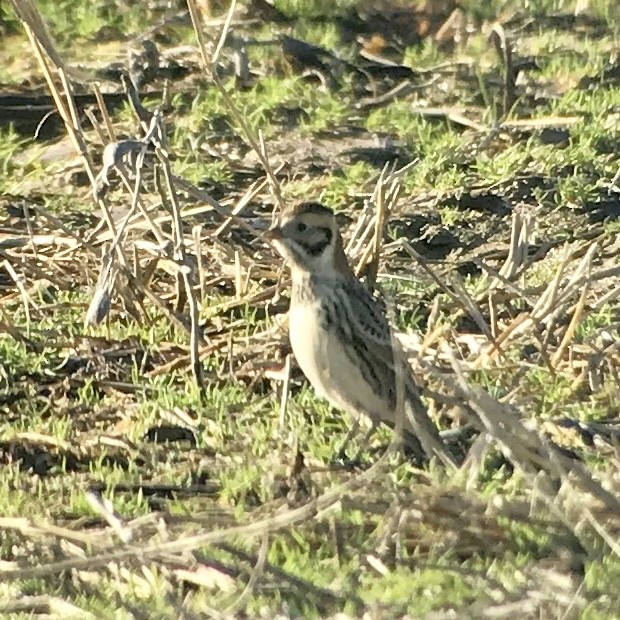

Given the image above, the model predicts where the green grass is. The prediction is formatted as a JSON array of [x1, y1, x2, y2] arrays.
[[1, 0, 620, 616]]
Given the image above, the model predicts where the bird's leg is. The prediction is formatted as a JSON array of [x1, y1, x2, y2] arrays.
[[334, 419, 361, 462], [358, 422, 379, 451], [333, 420, 381, 468]]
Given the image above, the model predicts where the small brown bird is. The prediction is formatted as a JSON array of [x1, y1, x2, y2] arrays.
[[266, 202, 456, 467]]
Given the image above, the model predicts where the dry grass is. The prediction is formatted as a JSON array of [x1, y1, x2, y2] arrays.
[[1, 0, 620, 617]]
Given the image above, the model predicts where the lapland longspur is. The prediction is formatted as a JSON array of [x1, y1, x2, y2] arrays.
[[267, 202, 456, 467]]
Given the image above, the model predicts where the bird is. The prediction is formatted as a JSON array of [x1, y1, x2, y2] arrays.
[[266, 201, 456, 467]]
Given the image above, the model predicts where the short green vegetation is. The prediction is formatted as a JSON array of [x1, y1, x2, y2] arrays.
[[1, 0, 620, 617]]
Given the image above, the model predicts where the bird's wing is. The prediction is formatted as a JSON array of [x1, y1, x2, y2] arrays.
[[334, 278, 457, 467], [329, 278, 398, 406]]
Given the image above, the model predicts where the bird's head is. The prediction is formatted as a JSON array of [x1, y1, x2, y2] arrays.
[[266, 202, 350, 275]]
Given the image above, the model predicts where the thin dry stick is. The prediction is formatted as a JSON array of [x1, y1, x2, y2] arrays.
[[21, 202, 38, 260], [352, 161, 417, 275], [0, 234, 80, 250], [0, 306, 32, 346], [82, 107, 108, 146], [185, 0, 212, 68], [400, 240, 499, 352], [92, 82, 116, 141], [543, 245, 600, 317], [186, 0, 283, 208], [226, 535, 269, 613], [29, 203, 92, 250], [146, 339, 229, 377], [98, 109, 168, 247], [551, 283, 589, 367], [11, 2, 161, 323], [258, 129, 281, 211], [583, 508, 620, 559], [84, 492, 132, 544], [154, 115, 205, 386], [173, 176, 262, 238], [278, 354, 292, 432], [23, 1, 218, 339], [57, 66, 116, 229], [351, 214, 377, 270], [443, 347, 620, 510], [234, 250, 242, 300], [0, 517, 111, 547], [214, 170, 282, 237], [106, 148, 150, 257], [496, 210, 530, 282], [0, 441, 395, 582], [346, 207, 373, 257], [194, 225, 206, 305], [0, 596, 97, 618], [365, 164, 390, 289], [476, 243, 601, 363], [83, 136, 154, 325], [3, 260, 33, 337], [7, 0, 92, 82], [390, 331, 408, 455]]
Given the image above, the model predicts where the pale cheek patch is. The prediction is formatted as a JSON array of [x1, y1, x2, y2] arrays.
[[310, 243, 338, 275], [272, 238, 305, 267], [305, 228, 333, 256]]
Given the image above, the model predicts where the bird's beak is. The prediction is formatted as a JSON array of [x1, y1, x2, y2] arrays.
[[264, 226, 283, 242]]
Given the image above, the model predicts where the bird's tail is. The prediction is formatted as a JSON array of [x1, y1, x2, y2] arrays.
[[401, 384, 458, 469], [385, 332, 458, 468]]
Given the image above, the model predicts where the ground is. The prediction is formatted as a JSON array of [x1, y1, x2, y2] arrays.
[[1, 0, 620, 618]]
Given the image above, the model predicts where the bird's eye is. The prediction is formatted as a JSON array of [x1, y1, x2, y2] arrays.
[[297, 222, 307, 233]]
